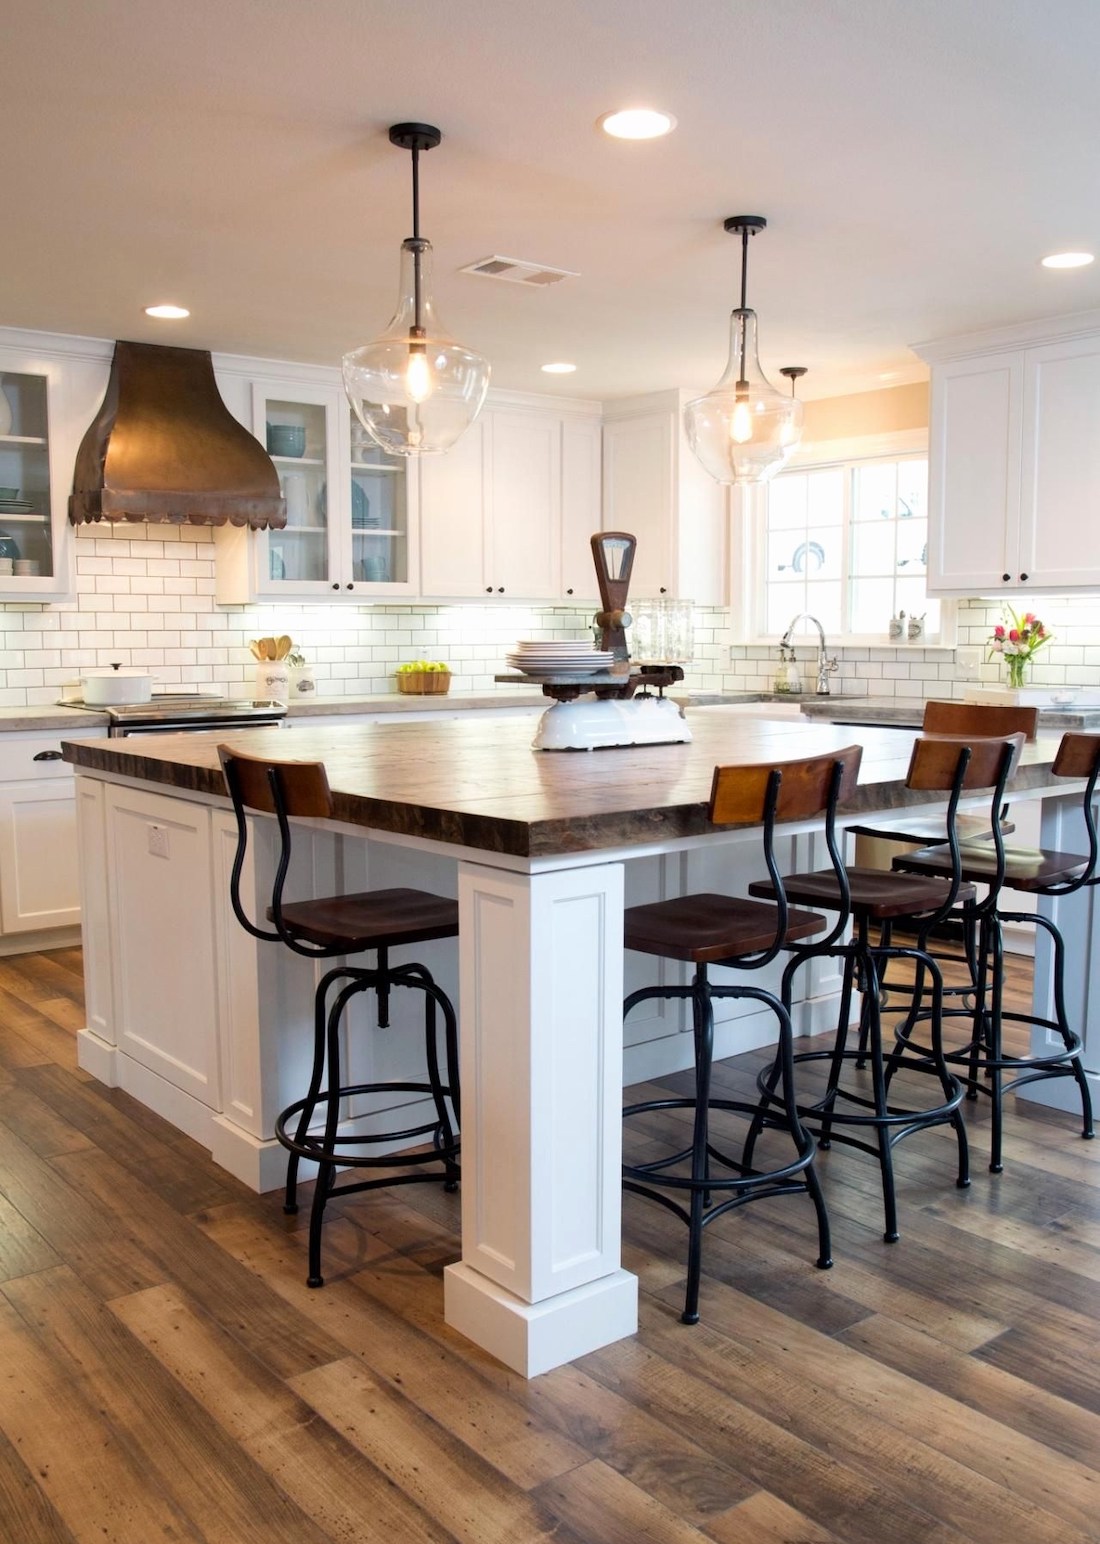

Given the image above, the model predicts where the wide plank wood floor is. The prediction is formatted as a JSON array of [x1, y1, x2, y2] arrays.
[[0, 945, 1096, 1543]]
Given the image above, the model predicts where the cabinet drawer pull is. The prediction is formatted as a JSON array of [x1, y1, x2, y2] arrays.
[[332, 582, 340, 590], [1019, 572, 1028, 582], [33, 749, 64, 762], [1002, 573, 1011, 582]]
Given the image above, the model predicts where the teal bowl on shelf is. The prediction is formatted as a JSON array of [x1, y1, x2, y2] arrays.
[[266, 423, 306, 457]]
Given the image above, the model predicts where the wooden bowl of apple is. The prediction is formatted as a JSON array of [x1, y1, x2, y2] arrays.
[[395, 661, 452, 695]]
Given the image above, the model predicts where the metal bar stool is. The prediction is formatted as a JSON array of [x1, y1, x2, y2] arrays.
[[746, 735, 1024, 1243], [888, 730, 1099, 1171], [220, 747, 460, 1288], [621, 745, 863, 1325]]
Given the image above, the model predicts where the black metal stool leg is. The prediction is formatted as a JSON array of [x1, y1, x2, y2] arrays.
[[819, 947, 859, 1149], [1035, 911, 1095, 1141], [286, 965, 357, 1215], [683, 971, 714, 1325], [307, 977, 357, 1288]]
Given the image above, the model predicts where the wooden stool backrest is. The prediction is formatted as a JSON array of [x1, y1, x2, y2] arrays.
[[218, 747, 334, 819], [1052, 731, 1100, 780], [907, 732, 1024, 792], [218, 746, 334, 952], [709, 745, 863, 826], [922, 699, 1038, 743]]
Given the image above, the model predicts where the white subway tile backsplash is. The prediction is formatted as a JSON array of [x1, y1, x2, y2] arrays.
[[5, 519, 1100, 706]]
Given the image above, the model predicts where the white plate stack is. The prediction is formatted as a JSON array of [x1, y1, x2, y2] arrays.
[[505, 640, 616, 679]]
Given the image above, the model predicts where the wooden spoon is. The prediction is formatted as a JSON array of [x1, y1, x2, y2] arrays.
[[275, 634, 292, 660], [248, 640, 263, 661]]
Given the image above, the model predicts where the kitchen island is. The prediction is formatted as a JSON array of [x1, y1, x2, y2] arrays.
[[63, 710, 1096, 1376]]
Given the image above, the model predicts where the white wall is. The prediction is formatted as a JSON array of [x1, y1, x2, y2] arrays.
[[0, 519, 1097, 706]]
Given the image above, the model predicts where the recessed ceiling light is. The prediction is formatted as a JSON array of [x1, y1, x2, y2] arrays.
[[1040, 251, 1095, 270], [541, 362, 577, 374], [598, 108, 676, 141], [144, 303, 190, 319]]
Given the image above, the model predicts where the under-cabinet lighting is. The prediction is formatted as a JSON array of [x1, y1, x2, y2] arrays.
[[541, 362, 577, 374], [144, 303, 190, 319]]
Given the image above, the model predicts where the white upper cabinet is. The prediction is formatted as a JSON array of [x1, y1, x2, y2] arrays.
[[920, 314, 1100, 593], [560, 418, 602, 602], [0, 332, 109, 603], [601, 391, 727, 606], [486, 409, 560, 599], [419, 394, 601, 602], [419, 417, 487, 597]]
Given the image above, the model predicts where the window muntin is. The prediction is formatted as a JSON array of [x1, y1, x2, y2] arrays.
[[761, 454, 939, 641]]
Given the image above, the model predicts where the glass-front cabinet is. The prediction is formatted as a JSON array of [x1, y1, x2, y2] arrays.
[[0, 358, 66, 599], [349, 416, 410, 588], [214, 380, 415, 601]]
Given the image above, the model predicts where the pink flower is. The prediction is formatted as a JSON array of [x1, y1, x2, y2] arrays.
[[994, 625, 1006, 639], [1009, 629, 1020, 643]]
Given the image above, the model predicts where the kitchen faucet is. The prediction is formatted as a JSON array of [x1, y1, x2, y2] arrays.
[[780, 613, 839, 695]]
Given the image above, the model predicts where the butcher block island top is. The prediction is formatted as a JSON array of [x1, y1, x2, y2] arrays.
[[61, 709, 1068, 860]]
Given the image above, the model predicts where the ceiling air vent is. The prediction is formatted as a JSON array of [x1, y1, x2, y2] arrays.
[[460, 255, 578, 287]]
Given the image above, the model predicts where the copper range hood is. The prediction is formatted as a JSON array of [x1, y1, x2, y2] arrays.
[[69, 340, 286, 529]]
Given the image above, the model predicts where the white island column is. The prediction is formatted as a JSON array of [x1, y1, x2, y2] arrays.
[[443, 856, 638, 1376]]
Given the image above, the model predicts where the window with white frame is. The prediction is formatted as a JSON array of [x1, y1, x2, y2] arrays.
[[760, 452, 942, 642]]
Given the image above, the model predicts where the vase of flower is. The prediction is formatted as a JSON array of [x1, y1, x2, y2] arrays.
[[1005, 653, 1029, 690], [988, 607, 1051, 696]]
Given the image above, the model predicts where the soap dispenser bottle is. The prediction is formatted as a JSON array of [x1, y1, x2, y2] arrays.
[[773, 643, 802, 694]]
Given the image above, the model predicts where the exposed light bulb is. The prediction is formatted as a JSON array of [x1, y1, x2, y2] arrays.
[[730, 394, 753, 444], [405, 342, 433, 404]]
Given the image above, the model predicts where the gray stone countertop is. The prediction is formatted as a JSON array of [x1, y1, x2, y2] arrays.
[[799, 699, 1100, 730], [285, 688, 549, 715], [0, 704, 111, 732]]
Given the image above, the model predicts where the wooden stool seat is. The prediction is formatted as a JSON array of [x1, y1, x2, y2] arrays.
[[751, 867, 978, 920], [624, 893, 827, 963], [895, 843, 1089, 891], [846, 811, 1015, 845], [274, 888, 459, 951]]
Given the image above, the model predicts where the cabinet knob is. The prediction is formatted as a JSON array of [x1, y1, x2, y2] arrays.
[[346, 582, 354, 590], [1019, 572, 1028, 582], [486, 586, 493, 593], [566, 587, 573, 596], [659, 586, 667, 595], [497, 587, 505, 594], [33, 749, 63, 762], [1002, 573, 1011, 583], [332, 582, 340, 590]]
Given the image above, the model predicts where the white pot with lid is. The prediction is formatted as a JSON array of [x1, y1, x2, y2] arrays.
[[80, 664, 157, 705]]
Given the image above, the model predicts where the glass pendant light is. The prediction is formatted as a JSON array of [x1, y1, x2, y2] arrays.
[[343, 124, 490, 457], [684, 215, 802, 484]]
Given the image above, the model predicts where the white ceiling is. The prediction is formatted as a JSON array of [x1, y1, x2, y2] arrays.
[[5, 0, 1100, 401]]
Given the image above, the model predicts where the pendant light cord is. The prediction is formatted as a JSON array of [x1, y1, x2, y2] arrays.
[[737, 224, 750, 388], [410, 145, 423, 336]]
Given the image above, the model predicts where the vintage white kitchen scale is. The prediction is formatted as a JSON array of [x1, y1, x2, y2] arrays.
[[497, 532, 693, 751]]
